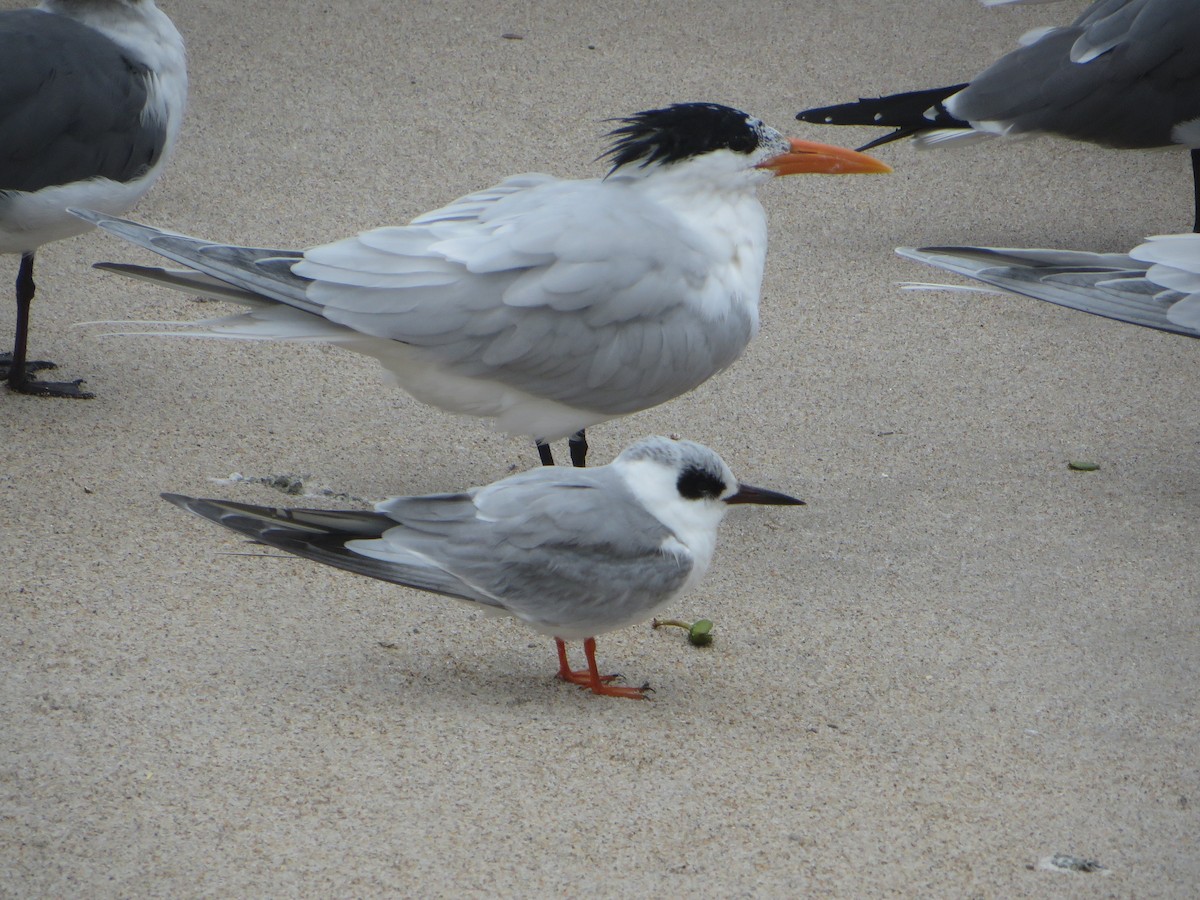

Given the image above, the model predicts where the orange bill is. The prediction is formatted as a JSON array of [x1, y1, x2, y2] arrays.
[[756, 138, 892, 175]]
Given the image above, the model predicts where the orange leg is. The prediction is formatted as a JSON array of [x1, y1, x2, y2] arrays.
[[554, 637, 651, 700]]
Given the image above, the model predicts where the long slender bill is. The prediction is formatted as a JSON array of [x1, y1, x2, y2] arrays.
[[725, 484, 806, 506]]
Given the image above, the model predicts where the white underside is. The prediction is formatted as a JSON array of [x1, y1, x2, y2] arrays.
[[131, 304, 613, 440], [1171, 117, 1200, 149], [520, 591, 683, 640], [362, 336, 615, 439], [0, 170, 164, 254]]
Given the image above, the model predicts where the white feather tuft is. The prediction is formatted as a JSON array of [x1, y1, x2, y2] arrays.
[[912, 128, 998, 149], [1017, 25, 1062, 47]]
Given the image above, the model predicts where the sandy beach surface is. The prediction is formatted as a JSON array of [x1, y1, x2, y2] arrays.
[[3, 0, 1197, 894]]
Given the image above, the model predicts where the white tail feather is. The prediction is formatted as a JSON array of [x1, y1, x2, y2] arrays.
[[899, 282, 1004, 295]]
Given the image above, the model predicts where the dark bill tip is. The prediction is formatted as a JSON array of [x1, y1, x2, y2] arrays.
[[724, 484, 805, 506]]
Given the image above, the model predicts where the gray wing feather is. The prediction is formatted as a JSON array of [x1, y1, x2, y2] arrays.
[[93, 263, 268, 304], [380, 468, 694, 634], [164, 466, 695, 636], [71, 209, 318, 312], [0, 11, 166, 191], [292, 178, 753, 415], [897, 245, 1200, 337], [952, 0, 1200, 147], [161, 493, 507, 608]]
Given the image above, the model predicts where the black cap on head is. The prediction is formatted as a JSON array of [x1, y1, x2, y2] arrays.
[[602, 103, 763, 172]]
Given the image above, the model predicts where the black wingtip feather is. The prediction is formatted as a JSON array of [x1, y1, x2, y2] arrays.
[[797, 84, 970, 134]]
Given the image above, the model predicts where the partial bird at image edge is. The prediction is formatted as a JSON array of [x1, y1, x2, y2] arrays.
[[0, 0, 187, 397], [897, 235, 1200, 338]]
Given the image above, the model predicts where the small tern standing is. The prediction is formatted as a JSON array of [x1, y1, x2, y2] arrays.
[[76, 102, 888, 464], [163, 435, 804, 699], [796, 0, 1200, 230], [898, 234, 1200, 338], [1, 0, 187, 397]]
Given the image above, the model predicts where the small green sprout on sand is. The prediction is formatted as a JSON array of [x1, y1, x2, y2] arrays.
[[1067, 460, 1100, 472], [652, 617, 714, 647]]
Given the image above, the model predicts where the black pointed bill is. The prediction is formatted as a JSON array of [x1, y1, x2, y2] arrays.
[[724, 484, 805, 506]]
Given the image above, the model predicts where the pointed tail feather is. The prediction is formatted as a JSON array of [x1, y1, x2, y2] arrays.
[[69, 208, 319, 314], [94, 263, 267, 304], [88, 265, 368, 343], [897, 246, 1200, 338], [161, 494, 506, 608]]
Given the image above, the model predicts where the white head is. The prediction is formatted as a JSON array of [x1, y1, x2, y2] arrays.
[[613, 436, 803, 544]]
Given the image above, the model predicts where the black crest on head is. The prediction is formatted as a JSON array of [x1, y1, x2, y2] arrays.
[[676, 463, 728, 501], [601, 103, 761, 172]]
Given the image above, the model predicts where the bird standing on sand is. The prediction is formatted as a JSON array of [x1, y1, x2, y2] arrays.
[[163, 435, 805, 699], [78, 102, 888, 463], [1, 0, 187, 397], [796, 0, 1200, 230]]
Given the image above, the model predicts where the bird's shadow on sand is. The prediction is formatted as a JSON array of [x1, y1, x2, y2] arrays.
[[282, 637, 704, 718]]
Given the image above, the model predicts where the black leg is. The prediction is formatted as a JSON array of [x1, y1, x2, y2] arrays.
[[1192, 149, 1199, 233], [4, 252, 92, 398], [535, 439, 555, 466], [568, 429, 588, 468], [6, 253, 35, 382]]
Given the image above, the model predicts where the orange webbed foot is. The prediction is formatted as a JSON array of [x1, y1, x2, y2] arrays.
[[554, 637, 653, 700]]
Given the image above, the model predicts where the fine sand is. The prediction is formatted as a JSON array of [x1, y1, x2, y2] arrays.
[[3, 0, 1197, 895]]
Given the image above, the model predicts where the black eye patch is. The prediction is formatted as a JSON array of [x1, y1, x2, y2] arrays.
[[676, 464, 727, 501]]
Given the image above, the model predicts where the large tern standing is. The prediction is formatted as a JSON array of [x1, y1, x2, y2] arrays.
[[77, 102, 888, 464], [796, 0, 1200, 230], [1, 0, 187, 397], [163, 435, 804, 699], [898, 234, 1200, 337]]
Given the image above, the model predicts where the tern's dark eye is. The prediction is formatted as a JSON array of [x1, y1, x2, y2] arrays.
[[725, 130, 757, 154], [676, 465, 727, 501]]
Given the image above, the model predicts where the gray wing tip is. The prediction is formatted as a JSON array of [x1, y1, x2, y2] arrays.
[[896, 245, 975, 271], [897, 245, 1045, 273], [68, 207, 120, 226], [94, 261, 151, 273], [69, 208, 180, 241], [161, 492, 225, 522], [896, 245, 979, 261], [897, 245, 990, 257]]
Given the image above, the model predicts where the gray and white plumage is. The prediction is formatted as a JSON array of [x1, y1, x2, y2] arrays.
[[75, 103, 887, 449], [163, 435, 805, 698], [1, 0, 187, 396], [801, 0, 1200, 150], [898, 234, 1200, 337], [796, 0, 1200, 228], [942, 0, 1200, 152]]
